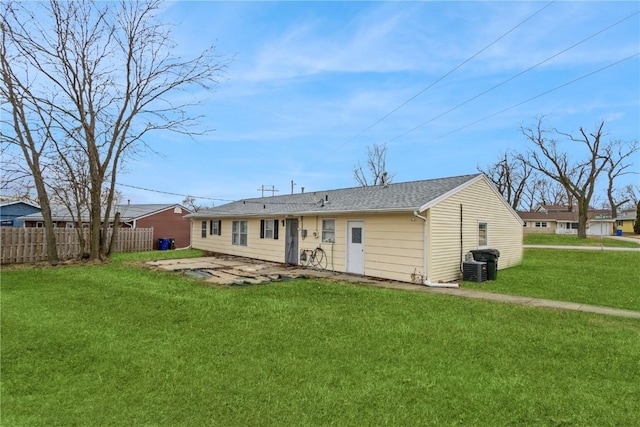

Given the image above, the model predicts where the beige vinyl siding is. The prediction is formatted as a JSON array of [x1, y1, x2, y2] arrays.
[[361, 213, 424, 283], [191, 218, 286, 263], [295, 213, 423, 283], [297, 216, 345, 272], [428, 179, 523, 282], [190, 177, 523, 284]]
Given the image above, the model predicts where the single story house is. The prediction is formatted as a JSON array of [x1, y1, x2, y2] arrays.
[[18, 203, 192, 250], [518, 205, 615, 236], [0, 200, 41, 227], [615, 208, 637, 234], [187, 173, 523, 285]]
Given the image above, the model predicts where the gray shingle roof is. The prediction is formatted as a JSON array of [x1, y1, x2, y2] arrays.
[[17, 204, 189, 222], [189, 174, 482, 218]]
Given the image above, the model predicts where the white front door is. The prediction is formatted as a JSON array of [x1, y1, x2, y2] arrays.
[[346, 221, 364, 275]]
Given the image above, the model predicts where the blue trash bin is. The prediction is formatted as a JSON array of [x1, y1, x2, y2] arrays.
[[616, 229, 623, 236], [158, 238, 170, 250]]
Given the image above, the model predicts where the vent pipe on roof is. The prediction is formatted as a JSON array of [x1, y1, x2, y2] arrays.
[[381, 171, 388, 187]]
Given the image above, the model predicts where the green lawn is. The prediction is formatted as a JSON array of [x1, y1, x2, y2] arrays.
[[524, 233, 640, 247], [111, 248, 206, 262], [464, 249, 640, 312], [2, 253, 639, 426]]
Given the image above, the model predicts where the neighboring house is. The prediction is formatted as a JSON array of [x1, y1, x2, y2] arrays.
[[0, 200, 41, 227], [615, 208, 637, 233], [187, 174, 523, 284], [518, 205, 614, 236], [18, 203, 192, 249]]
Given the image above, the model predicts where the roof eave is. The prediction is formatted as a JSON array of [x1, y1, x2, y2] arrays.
[[186, 207, 417, 219]]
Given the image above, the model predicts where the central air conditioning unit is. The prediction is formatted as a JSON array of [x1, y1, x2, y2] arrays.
[[463, 260, 487, 283]]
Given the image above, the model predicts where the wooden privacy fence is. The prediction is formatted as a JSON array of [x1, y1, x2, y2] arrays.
[[0, 227, 154, 264]]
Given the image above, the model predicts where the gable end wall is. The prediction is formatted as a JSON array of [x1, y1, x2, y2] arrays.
[[428, 178, 523, 282], [136, 209, 190, 249]]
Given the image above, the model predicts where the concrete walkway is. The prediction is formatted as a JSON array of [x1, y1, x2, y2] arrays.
[[524, 244, 640, 252], [524, 235, 640, 251], [148, 255, 640, 320], [362, 280, 640, 319]]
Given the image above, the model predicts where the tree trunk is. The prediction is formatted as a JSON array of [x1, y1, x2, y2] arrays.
[[36, 188, 60, 265], [89, 184, 102, 260], [107, 212, 121, 255], [577, 199, 590, 239], [22, 151, 59, 264]]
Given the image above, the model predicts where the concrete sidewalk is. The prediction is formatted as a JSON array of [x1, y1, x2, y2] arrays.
[[363, 280, 640, 319], [524, 244, 640, 252], [148, 255, 640, 320]]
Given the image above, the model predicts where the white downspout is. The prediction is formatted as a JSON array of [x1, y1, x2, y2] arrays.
[[413, 211, 459, 288]]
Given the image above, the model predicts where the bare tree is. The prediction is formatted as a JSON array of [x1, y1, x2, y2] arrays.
[[1, 0, 229, 261], [0, 28, 60, 263], [519, 118, 610, 239], [182, 196, 214, 213], [353, 142, 394, 186], [621, 184, 639, 209], [478, 151, 534, 210], [522, 177, 571, 210], [603, 139, 639, 218]]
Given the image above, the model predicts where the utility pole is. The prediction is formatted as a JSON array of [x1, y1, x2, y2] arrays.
[[257, 185, 279, 197]]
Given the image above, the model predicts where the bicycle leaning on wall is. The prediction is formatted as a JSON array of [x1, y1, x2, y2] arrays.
[[299, 246, 327, 270]]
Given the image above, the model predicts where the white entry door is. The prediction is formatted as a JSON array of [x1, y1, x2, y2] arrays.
[[346, 221, 364, 274]]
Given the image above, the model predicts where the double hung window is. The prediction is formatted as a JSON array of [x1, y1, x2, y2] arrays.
[[260, 219, 279, 240], [233, 221, 248, 246], [478, 222, 488, 247], [210, 220, 221, 236], [322, 219, 335, 243]]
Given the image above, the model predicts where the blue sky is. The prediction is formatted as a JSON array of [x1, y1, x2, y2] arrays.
[[117, 1, 640, 206]]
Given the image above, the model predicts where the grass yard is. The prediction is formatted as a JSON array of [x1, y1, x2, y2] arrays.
[[464, 249, 640, 312], [112, 248, 206, 262], [524, 233, 640, 248], [2, 253, 639, 426]]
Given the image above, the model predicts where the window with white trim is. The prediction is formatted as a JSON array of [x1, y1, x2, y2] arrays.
[[210, 220, 221, 236], [535, 222, 548, 228], [478, 222, 488, 247], [322, 219, 335, 243], [201, 221, 207, 238], [233, 220, 248, 246], [260, 219, 278, 240]]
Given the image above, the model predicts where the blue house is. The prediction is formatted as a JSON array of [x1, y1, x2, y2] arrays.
[[0, 200, 41, 227]]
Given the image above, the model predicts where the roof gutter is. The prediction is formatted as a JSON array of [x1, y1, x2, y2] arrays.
[[413, 211, 459, 288]]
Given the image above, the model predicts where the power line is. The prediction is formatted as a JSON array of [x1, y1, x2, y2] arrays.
[[432, 52, 640, 141], [117, 182, 320, 207], [117, 183, 233, 202], [339, 0, 556, 148], [389, 9, 640, 146]]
